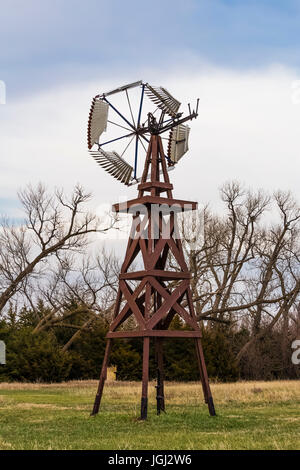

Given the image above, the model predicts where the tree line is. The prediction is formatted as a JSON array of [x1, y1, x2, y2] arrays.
[[0, 182, 299, 382]]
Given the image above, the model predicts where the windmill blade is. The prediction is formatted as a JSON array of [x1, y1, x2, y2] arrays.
[[91, 150, 132, 183], [167, 124, 190, 163], [87, 98, 109, 149], [145, 84, 181, 117], [89, 149, 133, 185], [103, 80, 143, 97]]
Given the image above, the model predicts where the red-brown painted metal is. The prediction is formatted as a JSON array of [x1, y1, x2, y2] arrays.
[[91, 134, 216, 419]]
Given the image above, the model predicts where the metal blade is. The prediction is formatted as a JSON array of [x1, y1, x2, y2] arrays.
[[102, 80, 143, 97], [87, 98, 109, 149], [89, 149, 133, 186], [167, 124, 190, 163], [145, 84, 181, 117]]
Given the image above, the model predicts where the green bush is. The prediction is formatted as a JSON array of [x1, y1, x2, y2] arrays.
[[0, 311, 244, 383], [65, 321, 107, 379], [111, 344, 142, 380], [0, 327, 72, 383], [201, 327, 239, 381]]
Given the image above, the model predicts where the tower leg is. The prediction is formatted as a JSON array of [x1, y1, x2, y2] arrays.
[[91, 339, 112, 416], [140, 337, 150, 420], [195, 338, 216, 416], [155, 338, 165, 414]]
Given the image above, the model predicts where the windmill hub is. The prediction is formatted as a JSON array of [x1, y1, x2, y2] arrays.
[[147, 112, 160, 134]]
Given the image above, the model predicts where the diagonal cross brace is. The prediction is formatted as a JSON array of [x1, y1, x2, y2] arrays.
[[110, 278, 148, 332], [146, 279, 190, 330], [149, 277, 199, 330]]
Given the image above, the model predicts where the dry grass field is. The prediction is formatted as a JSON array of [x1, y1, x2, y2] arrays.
[[0, 380, 299, 450]]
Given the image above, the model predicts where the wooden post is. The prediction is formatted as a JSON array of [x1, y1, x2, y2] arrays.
[[141, 337, 150, 420], [155, 337, 165, 414], [195, 338, 216, 416], [91, 339, 112, 416]]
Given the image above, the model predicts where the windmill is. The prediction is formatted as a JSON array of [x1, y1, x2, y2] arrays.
[[87, 80, 216, 419]]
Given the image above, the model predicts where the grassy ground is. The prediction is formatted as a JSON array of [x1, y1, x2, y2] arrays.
[[0, 380, 299, 450]]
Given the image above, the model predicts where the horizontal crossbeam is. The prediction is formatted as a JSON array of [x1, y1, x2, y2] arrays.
[[119, 270, 191, 280], [113, 196, 197, 213], [106, 330, 202, 338]]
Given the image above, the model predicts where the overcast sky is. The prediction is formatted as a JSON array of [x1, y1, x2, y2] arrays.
[[1, 0, 300, 227]]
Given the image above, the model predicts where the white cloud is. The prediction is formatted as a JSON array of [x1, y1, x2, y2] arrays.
[[1, 63, 300, 224]]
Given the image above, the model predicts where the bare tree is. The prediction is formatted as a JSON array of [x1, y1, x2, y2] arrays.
[[179, 182, 300, 362], [2, 181, 299, 366], [0, 183, 116, 317], [236, 189, 300, 361], [25, 250, 120, 350]]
